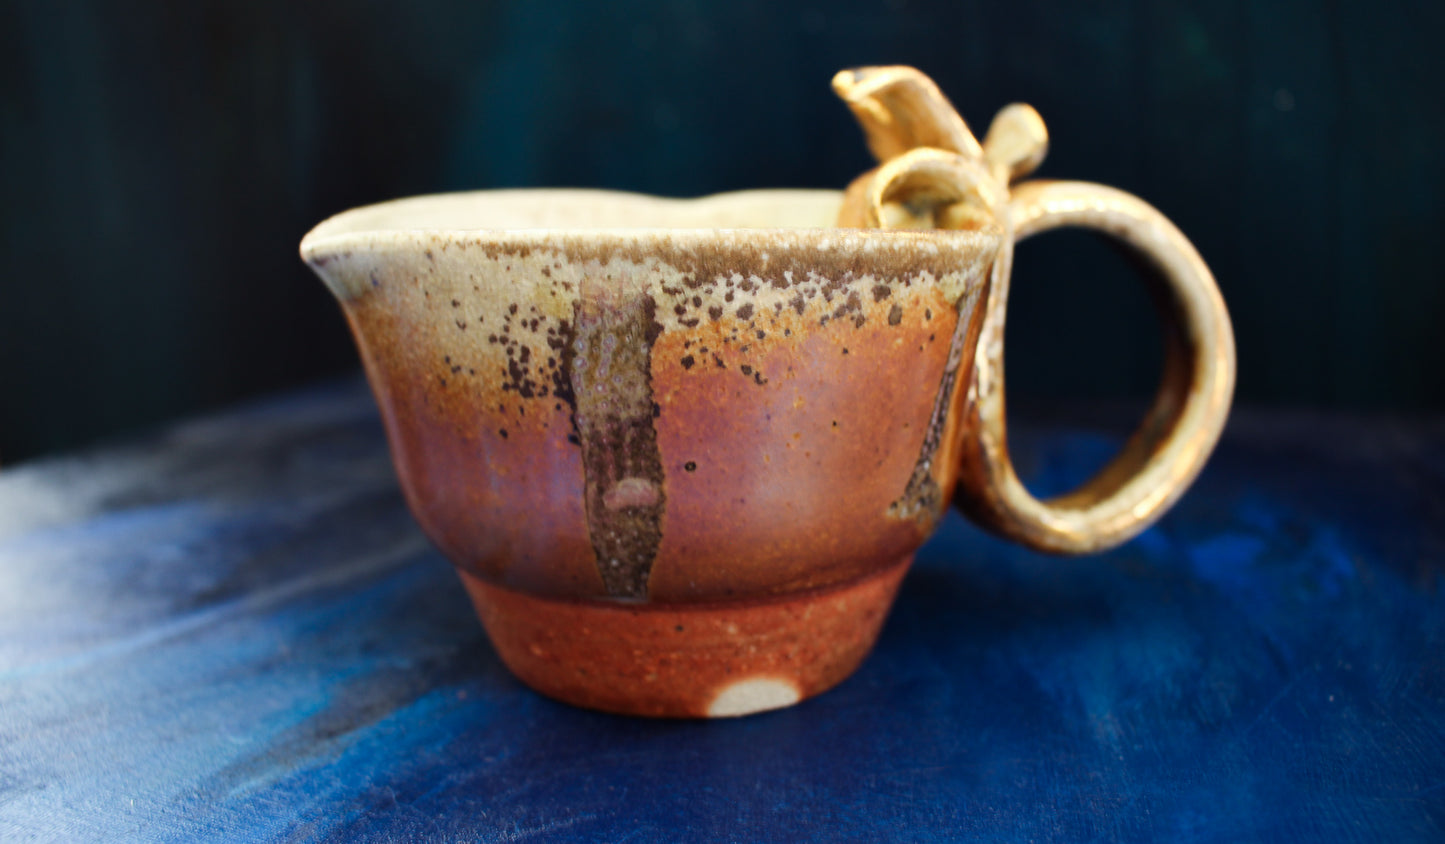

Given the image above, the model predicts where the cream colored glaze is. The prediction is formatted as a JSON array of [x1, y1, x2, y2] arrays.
[[303, 189, 844, 267]]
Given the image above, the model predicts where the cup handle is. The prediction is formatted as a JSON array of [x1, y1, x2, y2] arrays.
[[953, 179, 1236, 554]]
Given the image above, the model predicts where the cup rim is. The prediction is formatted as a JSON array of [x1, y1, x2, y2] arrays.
[[299, 187, 1004, 263]]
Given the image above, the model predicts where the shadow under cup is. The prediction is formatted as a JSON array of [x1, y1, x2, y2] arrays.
[[301, 189, 1002, 717]]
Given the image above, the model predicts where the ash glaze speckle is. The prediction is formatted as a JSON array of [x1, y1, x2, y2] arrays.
[[301, 190, 1000, 603]]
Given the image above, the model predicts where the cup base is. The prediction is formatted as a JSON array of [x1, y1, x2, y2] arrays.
[[459, 555, 912, 718]]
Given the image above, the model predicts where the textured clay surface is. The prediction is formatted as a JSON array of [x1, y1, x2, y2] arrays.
[[462, 554, 912, 717]]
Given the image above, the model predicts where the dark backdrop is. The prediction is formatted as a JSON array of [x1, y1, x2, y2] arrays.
[[3, 0, 1442, 462]]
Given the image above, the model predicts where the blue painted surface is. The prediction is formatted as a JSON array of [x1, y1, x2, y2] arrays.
[[1, 379, 1441, 841]]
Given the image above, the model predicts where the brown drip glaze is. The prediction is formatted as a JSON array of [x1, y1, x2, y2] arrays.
[[568, 283, 666, 599], [318, 225, 997, 604]]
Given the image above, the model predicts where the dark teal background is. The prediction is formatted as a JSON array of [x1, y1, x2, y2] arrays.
[[2, 0, 1442, 461]]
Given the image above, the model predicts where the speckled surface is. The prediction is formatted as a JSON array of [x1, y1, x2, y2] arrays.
[[301, 190, 998, 605], [1, 379, 1441, 840], [301, 190, 1000, 715]]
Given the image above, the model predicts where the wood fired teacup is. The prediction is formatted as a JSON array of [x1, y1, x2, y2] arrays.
[[300, 68, 1234, 718]]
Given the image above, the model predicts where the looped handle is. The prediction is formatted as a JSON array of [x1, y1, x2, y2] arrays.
[[953, 180, 1236, 553], [832, 65, 1235, 553]]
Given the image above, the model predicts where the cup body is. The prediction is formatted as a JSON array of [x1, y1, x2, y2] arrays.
[[302, 189, 1001, 716]]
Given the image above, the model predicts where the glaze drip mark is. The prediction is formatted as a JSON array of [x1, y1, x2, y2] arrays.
[[568, 285, 666, 599], [888, 280, 987, 529]]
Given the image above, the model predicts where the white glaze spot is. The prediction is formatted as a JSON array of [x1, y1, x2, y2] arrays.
[[706, 677, 802, 718]]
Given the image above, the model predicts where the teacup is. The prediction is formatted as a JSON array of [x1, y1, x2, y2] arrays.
[[300, 67, 1234, 717]]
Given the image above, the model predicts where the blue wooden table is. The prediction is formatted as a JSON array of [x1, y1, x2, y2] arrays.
[[2, 378, 1441, 842]]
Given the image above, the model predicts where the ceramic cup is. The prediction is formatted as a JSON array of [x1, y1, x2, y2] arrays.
[[300, 67, 1234, 718]]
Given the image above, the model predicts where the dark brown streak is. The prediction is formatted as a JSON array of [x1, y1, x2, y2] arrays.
[[887, 276, 987, 529], [568, 283, 667, 599]]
